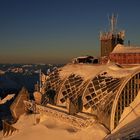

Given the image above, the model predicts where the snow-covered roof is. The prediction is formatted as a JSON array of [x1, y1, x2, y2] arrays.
[[59, 63, 140, 80], [73, 56, 94, 60], [59, 64, 105, 80], [111, 44, 140, 54]]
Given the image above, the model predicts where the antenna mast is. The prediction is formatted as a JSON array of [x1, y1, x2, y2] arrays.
[[110, 13, 118, 34]]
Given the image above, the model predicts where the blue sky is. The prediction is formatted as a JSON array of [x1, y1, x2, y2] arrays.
[[0, 0, 140, 64]]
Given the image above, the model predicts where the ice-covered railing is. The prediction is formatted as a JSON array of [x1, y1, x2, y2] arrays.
[[24, 100, 95, 129]]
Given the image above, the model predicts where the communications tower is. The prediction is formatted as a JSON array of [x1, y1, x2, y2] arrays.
[[100, 14, 125, 57]]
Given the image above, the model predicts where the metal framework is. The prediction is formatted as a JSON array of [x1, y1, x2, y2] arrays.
[[110, 71, 140, 130], [39, 64, 140, 131]]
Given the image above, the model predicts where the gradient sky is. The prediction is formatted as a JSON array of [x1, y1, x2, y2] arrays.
[[1, 0, 140, 64]]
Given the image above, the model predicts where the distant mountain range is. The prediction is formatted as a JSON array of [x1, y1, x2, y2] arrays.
[[0, 63, 64, 129]]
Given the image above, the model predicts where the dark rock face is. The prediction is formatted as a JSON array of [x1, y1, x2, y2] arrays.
[[0, 98, 15, 130]]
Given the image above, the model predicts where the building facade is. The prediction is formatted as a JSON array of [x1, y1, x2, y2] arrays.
[[110, 44, 140, 65], [100, 33, 124, 57]]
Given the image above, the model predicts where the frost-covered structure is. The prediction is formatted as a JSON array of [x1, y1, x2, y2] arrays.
[[35, 63, 140, 131]]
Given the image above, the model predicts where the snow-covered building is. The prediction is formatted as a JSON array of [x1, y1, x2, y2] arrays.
[[72, 56, 99, 64], [34, 63, 140, 131], [110, 44, 140, 65]]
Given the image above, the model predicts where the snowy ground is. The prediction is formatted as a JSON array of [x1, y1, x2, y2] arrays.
[[0, 114, 107, 140], [1, 91, 140, 140]]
